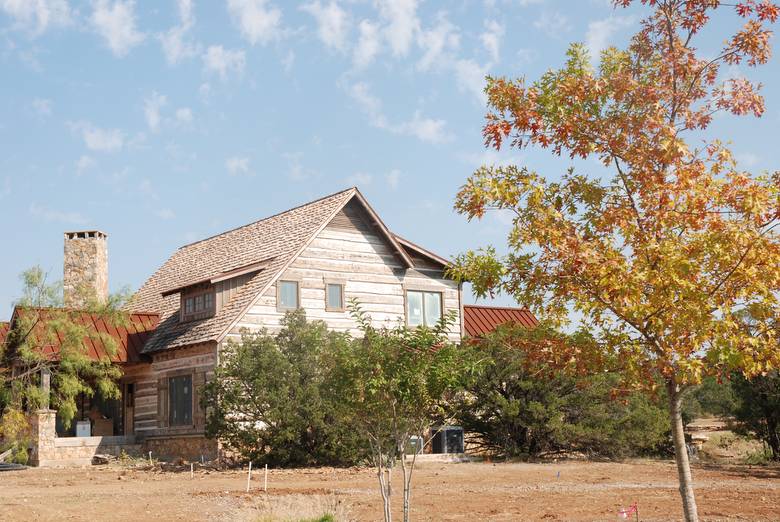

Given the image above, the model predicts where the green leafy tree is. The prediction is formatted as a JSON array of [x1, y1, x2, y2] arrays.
[[202, 310, 366, 466], [455, 324, 669, 459], [451, 2, 779, 520], [0, 266, 130, 460], [731, 372, 780, 460], [331, 302, 472, 522]]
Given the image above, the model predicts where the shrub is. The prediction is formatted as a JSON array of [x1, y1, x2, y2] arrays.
[[730, 371, 780, 461], [202, 310, 367, 467]]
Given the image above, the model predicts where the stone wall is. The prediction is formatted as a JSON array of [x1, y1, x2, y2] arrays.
[[144, 435, 218, 462], [28, 410, 140, 467]]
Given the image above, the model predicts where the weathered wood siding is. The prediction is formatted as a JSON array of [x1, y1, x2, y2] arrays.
[[126, 343, 217, 438], [232, 202, 462, 341]]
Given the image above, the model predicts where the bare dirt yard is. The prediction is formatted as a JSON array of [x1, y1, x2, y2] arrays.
[[0, 459, 778, 521]]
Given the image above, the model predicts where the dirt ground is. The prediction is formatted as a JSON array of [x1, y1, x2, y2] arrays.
[[0, 459, 778, 521]]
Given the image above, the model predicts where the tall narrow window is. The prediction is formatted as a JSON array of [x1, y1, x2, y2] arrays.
[[326, 283, 344, 311], [405, 290, 442, 327], [168, 375, 192, 427], [278, 280, 299, 310]]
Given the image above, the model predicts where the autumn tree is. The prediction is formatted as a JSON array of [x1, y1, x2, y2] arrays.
[[450, 1, 780, 520]]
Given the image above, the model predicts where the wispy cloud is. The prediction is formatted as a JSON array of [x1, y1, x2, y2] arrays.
[[202, 45, 246, 80], [91, 0, 146, 57], [69, 121, 125, 152], [225, 156, 252, 176], [346, 172, 372, 186], [347, 82, 452, 144], [227, 0, 283, 46], [386, 169, 401, 190], [416, 13, 460, 72], [75, 155, 96, 176], [533, 11, 571, 38], [480, 19, 504, 62], [31, 97, 52, 117], [379, 0, 420, 57], [29, 202, 87, 225], [585, 15, 635, 59], [454, 59, 490, 105], [155, 208, 176, 220], [353, 19, 380, 69], [159, 0, 199, 65], [175, 107, 193, 124], [301, 1, 350, 52], [144, 91, 167, 132], [0, 0, 71, 36]]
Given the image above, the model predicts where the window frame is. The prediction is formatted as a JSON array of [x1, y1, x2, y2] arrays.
[[276, 279, 301, 312], [168, 374, 193, 428], [324, 280, 346, 312], [180, 285, 216, 322], [404, 288, 444, 328]]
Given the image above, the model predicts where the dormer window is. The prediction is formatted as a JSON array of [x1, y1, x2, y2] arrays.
[[180, 285, 216, 322]]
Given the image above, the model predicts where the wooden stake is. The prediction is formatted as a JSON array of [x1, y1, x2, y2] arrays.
[[190, 463, 194, 479], [246, 462, 252, 493], [264, 464, 268, 493], [148, 451, 152, 466]]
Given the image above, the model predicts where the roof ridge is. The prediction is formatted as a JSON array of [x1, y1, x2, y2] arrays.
[[178, 187, 356, 249]]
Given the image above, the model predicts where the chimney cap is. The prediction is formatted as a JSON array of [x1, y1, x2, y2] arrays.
[[64, 230, 107, 240]]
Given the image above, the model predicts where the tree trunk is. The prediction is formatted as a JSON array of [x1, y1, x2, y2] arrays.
[[668, 380, 699, 522]]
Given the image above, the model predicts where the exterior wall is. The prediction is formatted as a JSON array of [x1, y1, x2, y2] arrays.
[[145, 435, 218, 461], [126, 344, 217, 451], [63, 231, 108, 307], [232, 204, 462, 342]]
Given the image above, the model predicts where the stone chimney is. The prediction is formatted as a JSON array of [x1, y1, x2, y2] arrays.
[[63, 231, 108, 308]]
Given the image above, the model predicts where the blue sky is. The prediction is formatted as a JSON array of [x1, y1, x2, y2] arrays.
[[1, 0, 778, 320]]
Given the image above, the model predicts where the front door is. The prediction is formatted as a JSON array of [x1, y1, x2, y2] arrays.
[[124, 383, 135, 436]]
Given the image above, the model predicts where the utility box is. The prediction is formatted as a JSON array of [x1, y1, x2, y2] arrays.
[[76, 420, 91, 437]]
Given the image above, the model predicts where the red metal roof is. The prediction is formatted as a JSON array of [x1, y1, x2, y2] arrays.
[[7, 308, 158, 364], [0, 321, 9, 348], [463, 304, 539, 337]]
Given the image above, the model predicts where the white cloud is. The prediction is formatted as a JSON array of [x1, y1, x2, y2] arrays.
[[533, 11, 571, 38], [227, 0, 282, 46], [29, 203, 87, 225], [202, 45, 245, 80], [199, 82, 211, 100], [155, 208, 176, 220], [144, 91, 167, 132], [283, 152, 317, 181], [585, 15, 634, 59], [353, 19, 379, 69], [225, 156, 251, 176], [301, 0, 349, 52], [91, 0, 146, 57], [69, 121, 125, 152], [347, 82, 452, 144], [32, 97, 52, 116], [159, 0, 198, 65], [386, 169, 400, 190], [175, 107, 193, 124], [281, 49, 295, 72], [378, 0, 419, 57], [454, 59, 490, 105], [481, 19, 504, 62], [416, 13, 459, 72], [736, 152, 759, 168], [0, 0, 71, 35], [75, 155, 96, 176], [346, 172, 372, 186]]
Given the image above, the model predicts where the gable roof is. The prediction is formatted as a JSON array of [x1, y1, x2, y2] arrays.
[[5, 308, 158, 363], [132, 187, 422, 353], [463, 304, 539, 337]]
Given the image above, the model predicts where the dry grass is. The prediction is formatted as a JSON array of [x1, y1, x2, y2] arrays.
[[221, 493, 349, 522]]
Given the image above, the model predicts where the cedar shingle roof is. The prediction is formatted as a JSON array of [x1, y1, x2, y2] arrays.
[[132, 187, 399, 353], [5, 308, 158, 363], [463, 304, 539, 337]]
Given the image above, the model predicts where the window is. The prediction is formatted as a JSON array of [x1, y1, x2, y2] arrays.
[[326, 283, 344, 311], [406, 290, 442, 327], [181, 287, 215, 321], [278, 280, 299, 310], [168, 375, 192, 427]]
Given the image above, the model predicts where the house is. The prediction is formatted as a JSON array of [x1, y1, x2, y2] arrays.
[[3, 187, 537, 464]]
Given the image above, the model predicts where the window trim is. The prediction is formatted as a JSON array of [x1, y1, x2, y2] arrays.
[[180, 286, 216, 322], [324, 280, 346, 312], [167, 373, 194, 428], [404, 288, 443, 328], [276, 279, 301, 312]]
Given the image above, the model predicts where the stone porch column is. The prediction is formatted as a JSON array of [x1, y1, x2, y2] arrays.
[[29, 409, 57, 467]]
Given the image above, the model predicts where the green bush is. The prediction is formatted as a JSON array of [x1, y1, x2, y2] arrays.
[[454, 325, 670, 459], [731, 371, 780, 461], [202, 310, 367, 467]]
